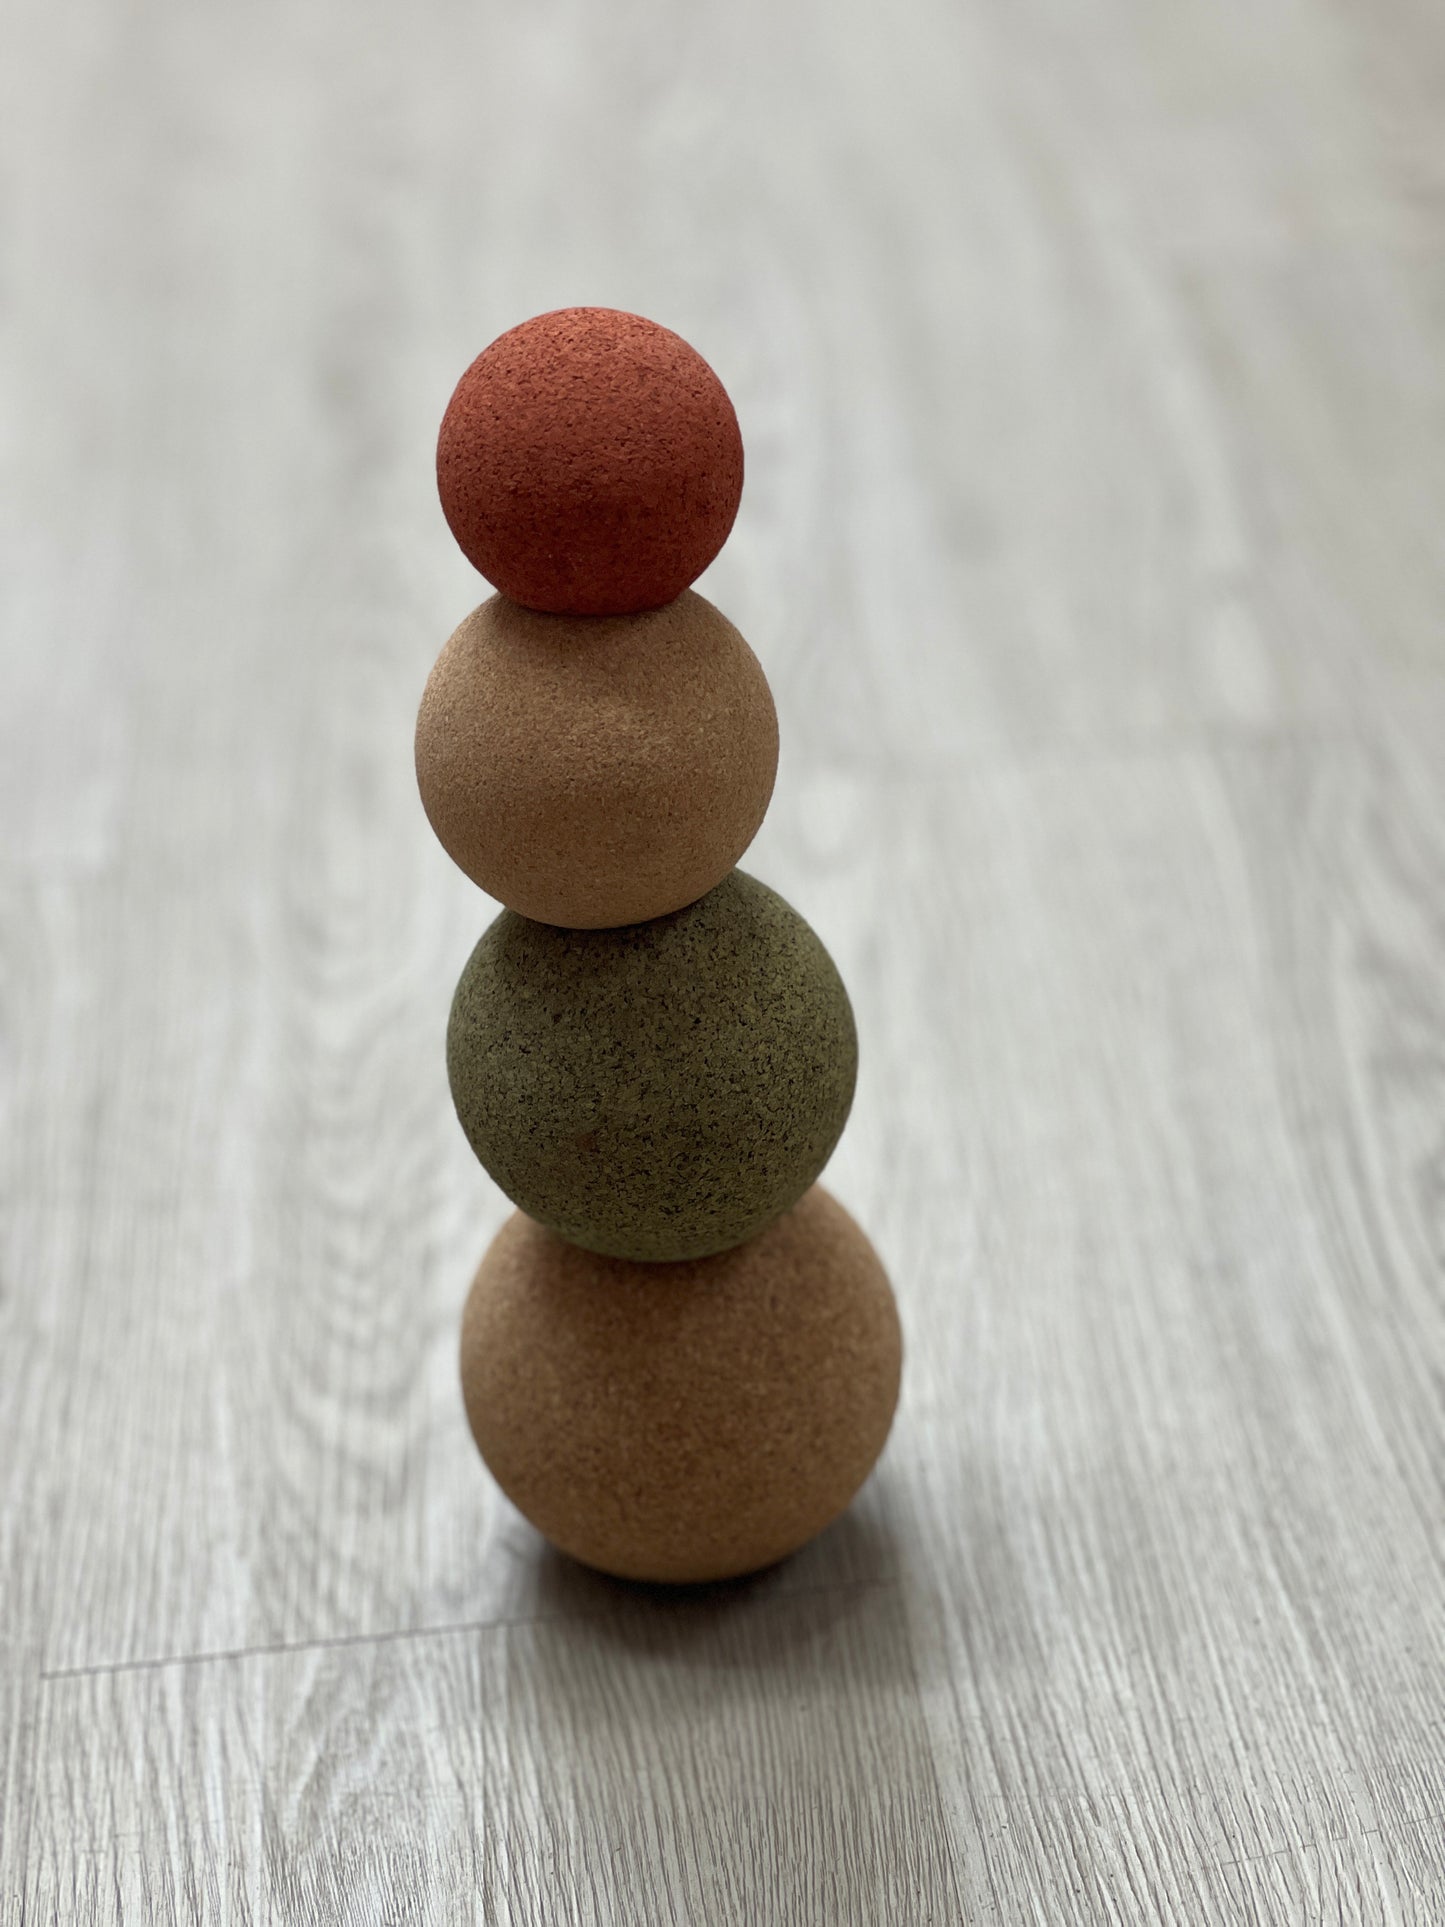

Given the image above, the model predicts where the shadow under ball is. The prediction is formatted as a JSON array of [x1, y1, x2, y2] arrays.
[[460, 1186, 902, 1584], [446, 872, 858, 1262], [415, 592, 778, 930]]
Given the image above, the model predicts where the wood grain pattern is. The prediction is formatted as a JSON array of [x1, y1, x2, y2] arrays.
[[3, 0, 1444, 1919]]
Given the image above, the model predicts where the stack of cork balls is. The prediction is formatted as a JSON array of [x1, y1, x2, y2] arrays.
[[416, 309, 901, 1584]]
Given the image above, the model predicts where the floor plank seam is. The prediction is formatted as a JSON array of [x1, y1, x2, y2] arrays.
[[781, 720, 1383, 787], [36, 1577, 901, 1684]]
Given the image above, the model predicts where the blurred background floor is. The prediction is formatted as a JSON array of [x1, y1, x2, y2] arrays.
[[3, 0, 1445, 1920]]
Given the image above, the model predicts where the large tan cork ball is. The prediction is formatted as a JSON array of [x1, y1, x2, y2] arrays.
[[437, 308, 744, 615], [415, 591, 778, 929], [460, 1186, 902, 1583]]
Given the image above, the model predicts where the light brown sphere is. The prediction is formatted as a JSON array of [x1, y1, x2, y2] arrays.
[[415, 591, 778, 929], [459, 1186, 902, 1583]]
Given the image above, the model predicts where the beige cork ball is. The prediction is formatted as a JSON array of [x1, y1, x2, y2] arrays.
[[415, 590, 778, 929], [459, 1185, 902, 1584]]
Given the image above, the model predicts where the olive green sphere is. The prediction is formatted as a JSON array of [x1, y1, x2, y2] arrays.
[[446, 871, 858, 1261]]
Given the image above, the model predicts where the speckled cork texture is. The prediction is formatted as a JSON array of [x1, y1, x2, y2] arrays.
[[437, 308, 744, 615], [446, 871, 858, 1262], [415, 591, 778, 929], [459, 1185, 901, 1583]]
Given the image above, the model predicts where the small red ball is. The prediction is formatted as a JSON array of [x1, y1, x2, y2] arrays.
[[436, 309, 744, 616]]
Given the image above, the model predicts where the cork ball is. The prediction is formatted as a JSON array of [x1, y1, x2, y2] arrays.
[[437, 309, 744, 615], [415, 592, 778, 929], [460, 1186, 901, 1583], [447, 871, 858, 1262]]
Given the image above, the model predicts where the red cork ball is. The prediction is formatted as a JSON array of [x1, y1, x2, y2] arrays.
[[436, 309, 744, 616]]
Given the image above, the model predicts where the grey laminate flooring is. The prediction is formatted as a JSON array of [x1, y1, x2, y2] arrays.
[[3, 0, 1444, 1920]]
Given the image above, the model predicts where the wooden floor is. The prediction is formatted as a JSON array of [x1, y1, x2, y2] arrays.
[[3, 0, 1444, 1919]]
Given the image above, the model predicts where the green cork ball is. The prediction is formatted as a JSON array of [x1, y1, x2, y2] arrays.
[[446, 871, 858, 1261]]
